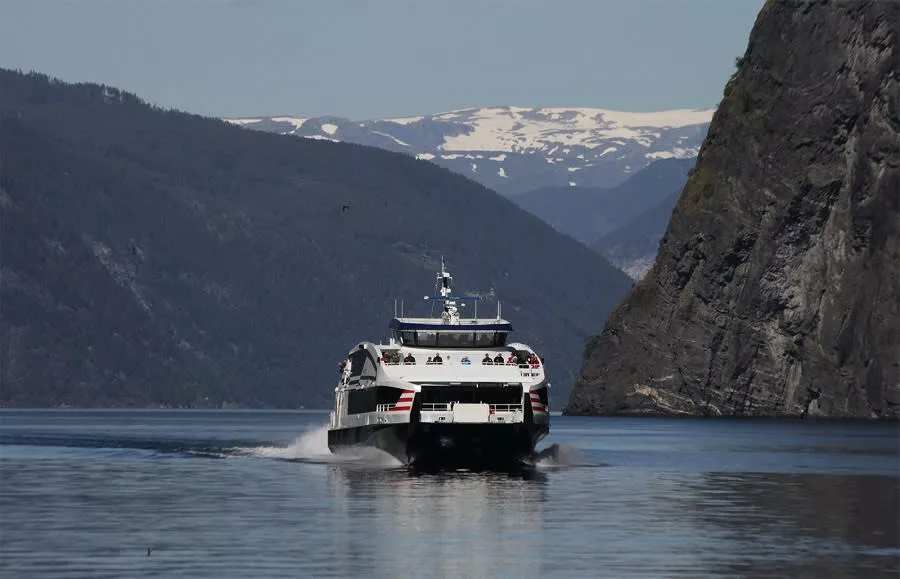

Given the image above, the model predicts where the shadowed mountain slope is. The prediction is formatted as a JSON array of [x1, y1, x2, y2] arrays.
[[0, 69, 633, 408]]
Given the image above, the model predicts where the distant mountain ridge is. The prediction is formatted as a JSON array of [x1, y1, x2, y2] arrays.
[[0, 69, 633, 409], [592, 190, 682, 279], [228, 106, 713, 195], [510, 158, 693, 278]]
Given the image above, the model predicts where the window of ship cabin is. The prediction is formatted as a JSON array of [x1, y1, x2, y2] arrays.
[[475, 332, 495, 347], [436, 332, 475, 348], [474, 332, 508, 347], [349, 351, 367, 376], [348, 350, 377, 380], [398, 331, 415, 345], [347, 386, 404, 414], [416, 331, 437, 347]]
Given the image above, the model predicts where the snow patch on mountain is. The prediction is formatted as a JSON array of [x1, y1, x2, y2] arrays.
[[384, 115, 424, 125], [226, 105, 713, 195], [437, 107, 710, 153], [372, 130, 410, 147], [271, 116, 307, 130]]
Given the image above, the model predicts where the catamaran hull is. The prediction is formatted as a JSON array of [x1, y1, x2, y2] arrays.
[[327, 421, 548, 468]]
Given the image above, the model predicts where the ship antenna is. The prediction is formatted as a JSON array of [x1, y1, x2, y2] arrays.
[[432, 256, 459, 324], [439, 257, 451, 298]]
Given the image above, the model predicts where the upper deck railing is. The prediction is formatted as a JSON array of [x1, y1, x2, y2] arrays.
[[382, 360, 539, 368]]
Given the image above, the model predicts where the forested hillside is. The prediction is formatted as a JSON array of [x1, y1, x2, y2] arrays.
[[0, 69, 633, 408]]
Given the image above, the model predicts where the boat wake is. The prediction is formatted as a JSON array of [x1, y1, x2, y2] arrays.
[[530, 443, 600, 469], [241, 425, 402, 467], [1, 425, 596, 470], [244, 427, 598, 472]]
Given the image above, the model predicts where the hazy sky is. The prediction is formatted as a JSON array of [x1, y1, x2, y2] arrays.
[[0, 0, 764, 119]]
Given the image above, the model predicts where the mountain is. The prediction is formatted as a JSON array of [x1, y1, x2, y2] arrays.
[[512, 158, 693, 246], [592, 190, 681, 279], [567, 0, 899, 418], [227, 107, 713, 196], [0, 69, 634, 409]]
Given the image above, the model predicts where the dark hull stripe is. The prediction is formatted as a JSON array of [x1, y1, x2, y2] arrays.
[[328, 421, 548, 467]]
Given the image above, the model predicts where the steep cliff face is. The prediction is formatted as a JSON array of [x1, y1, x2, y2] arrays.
[[568, 0, 899, 418]]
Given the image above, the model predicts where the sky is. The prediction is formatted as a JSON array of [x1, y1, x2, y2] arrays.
[[0, 0, 764, 120]]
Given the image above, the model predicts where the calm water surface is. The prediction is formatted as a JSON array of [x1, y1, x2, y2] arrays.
[[1, 410, 897, 578]]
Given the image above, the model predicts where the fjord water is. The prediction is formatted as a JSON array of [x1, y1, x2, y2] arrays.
[[1, 411, 897, 578]]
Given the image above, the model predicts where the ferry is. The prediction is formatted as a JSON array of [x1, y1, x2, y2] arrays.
[[327, 259, 550, 468]]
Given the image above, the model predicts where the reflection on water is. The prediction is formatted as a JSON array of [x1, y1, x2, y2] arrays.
[[0, 411, 897, 578], [327, 467, 547, 578]]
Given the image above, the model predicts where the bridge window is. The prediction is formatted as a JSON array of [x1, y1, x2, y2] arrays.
[[393, 328, 509, 347], [474, 332, 494, 347], [416, 331, 438, 347], [437, 332, 475, 348]]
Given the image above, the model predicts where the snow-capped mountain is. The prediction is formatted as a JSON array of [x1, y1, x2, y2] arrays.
[[226, 106, 713, 195]]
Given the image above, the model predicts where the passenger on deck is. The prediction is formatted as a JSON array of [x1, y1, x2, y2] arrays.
[[506, 353, 518, 365], [403, 353, 416, 364], [482, 353, 493, 365], [426, 356, 433, 364], [432, 353, 443, 364], [529, 354, 540, 368], [493, 353, 504, 364]]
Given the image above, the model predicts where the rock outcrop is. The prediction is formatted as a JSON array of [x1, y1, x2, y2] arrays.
[[567, 0, 899, 418]]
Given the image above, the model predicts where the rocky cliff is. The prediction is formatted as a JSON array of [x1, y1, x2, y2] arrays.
[[567, 0, 899, 418]]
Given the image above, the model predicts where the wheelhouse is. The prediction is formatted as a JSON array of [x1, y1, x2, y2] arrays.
[[389, 319, 512, 348]]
